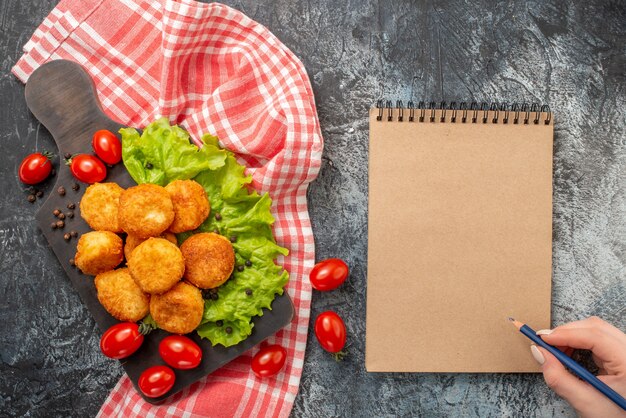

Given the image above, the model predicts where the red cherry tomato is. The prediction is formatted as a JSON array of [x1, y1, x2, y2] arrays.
[[92, 130, 122, 165], [314, 311, 346, 354], [251, 344, 287, 378], [309, 258, 349, 291], [158, 336, 202, 370], [138, 365, 176, 398], [19, 152, 53, 184], [100, 322, 144, 359], [68, 154, 106, 183]]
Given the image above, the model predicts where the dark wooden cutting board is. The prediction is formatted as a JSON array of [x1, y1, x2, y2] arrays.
[[24, 59, 295, 404]]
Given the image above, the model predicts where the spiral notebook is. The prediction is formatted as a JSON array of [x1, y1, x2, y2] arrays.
[[366, 102, 554, 373]]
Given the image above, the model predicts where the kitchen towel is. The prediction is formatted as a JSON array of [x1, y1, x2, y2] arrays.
[[13, 1, 323, 416]]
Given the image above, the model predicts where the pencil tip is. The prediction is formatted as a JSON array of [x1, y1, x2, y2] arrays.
[[508, 317, 515, 322]]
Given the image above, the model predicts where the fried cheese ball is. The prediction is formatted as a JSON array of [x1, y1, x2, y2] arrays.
[[80, 182, 124, 232], [124, 231, 177, 261], [74, 231, 123, 275], [180, 232, 235, 289], [150, 281, 204, 334], [118, 184, 175, 238], [128, 237, 184, 294], [164, 180, 210, 233], [94, 268, 149, 322]]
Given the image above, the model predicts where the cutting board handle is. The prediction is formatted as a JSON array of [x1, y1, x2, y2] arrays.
[[25, 60, 124, 156]]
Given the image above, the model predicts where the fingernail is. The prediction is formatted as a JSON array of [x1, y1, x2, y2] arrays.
[[536, 329, 553, 335], [530, 345, 545, 365]]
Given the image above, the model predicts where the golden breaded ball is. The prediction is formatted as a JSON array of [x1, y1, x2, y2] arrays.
[[94, 268, 149, 322], [150, 281, 204, 334], [128, 237, 184, 294], [124, 232, 177, 261], [165, 180, 210, 233], [75, 231, 123, 276], [118, 184, 175, 238], [180, 232, 235, 289], [80, 182, 124, 232]]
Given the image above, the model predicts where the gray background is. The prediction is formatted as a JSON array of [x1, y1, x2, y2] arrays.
[[1, 0, 624, 417]]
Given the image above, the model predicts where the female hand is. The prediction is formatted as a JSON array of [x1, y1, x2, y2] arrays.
[[530, 316, 626, 418]]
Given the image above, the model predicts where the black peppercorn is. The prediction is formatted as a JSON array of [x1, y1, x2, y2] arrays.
[[51, 222, 57, 230], [63, 233, 71, 241], [245, 260, 252, 267], [215, 212, 222, 221], [53, 209, 61, 216], [57, 186, 66, 196], [213, 228, 220, 235], [27, 195, 36, 203], [230, 235, 237, 243], [245, 288, 252, 296], [58, 213, 66, 220], [216, 320, 223, 327], [64, 152, 72, 160], [237, 265, 244, 272], [210, 293, 219, 301], [56, 220, 64, 228], [145, 162, 153, 169], [67, 203, 75, 210], [71, 183, 79, 191], [69, 258, 75, 266], [36, 191, 43, 198], [70, 231, 78, 238], [67, 211, 74, 219], [225, 327, 232, 334]]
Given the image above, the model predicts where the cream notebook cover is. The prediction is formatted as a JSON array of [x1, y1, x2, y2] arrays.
[[366, 103, 553, 372]]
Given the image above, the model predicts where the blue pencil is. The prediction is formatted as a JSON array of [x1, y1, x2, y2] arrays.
[[509, 318, 626, 411]]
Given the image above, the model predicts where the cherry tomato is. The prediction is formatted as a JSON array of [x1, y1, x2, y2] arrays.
[[92, 130, 122, 165], [67, 154, 106, 183], [18, 152, 53, 184], [100, 322, 144, 359], [251, 344, 287, 378], [138, 365, 176, 398], [158, 336, 202, 370], [314, 311, 346, 354], [309, 258, 349, 291]]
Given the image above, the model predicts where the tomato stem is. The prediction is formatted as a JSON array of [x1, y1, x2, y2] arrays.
[[42, 150, 55, 160], [332, 349, 348, 362]]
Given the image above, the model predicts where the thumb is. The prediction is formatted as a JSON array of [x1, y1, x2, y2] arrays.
[[531, 345, 603, 413]]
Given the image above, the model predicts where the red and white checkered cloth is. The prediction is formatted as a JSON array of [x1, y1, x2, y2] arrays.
[[13, 1, 322, 416]]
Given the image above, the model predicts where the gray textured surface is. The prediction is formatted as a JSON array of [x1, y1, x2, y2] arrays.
[[1, 1, 625, 417]]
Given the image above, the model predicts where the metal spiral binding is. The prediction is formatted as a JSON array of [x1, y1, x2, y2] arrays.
[[375, 101, 552, 124]]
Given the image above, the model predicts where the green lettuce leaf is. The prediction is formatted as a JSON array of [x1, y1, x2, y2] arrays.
[[122, 119, 289, 347], [187, 152, 289, 346], [196, 319, 253, 347], [121, 117, 227, 186]]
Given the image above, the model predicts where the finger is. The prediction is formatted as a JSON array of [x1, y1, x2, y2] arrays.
[[538, 327, 626, 365], [597, 374, 626, 392], [544, 317, 626, 344], [532, 346, 606, 412]]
